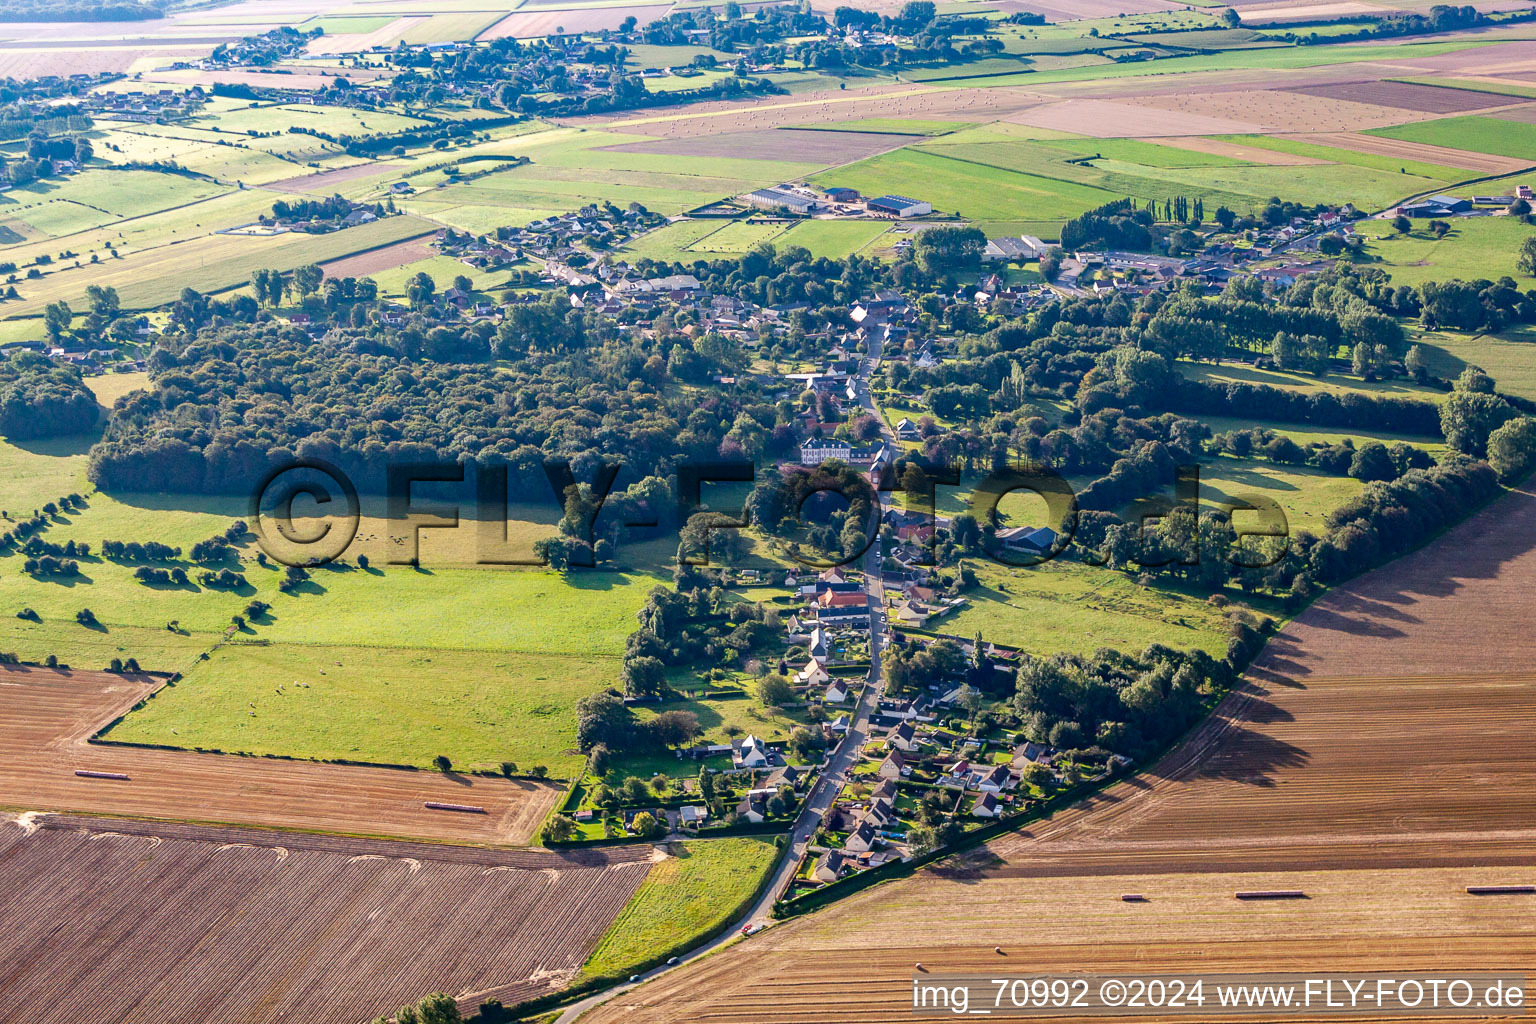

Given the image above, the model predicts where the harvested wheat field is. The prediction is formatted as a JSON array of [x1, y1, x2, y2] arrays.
[[589, 864, 1535, 1024], [478, 5, 673, 39], [1005, 98, 1267, 137], [0, 667, 561, 844], [1140, 88, 1436, 132], [1280, 130, 1528, 173], [0, 813, 652, 1023], [322, 237, 437, 278], [598, 128, 915, 162], [1282, 80, 1521, 113], [581, 84, 1043, 138], [579, 488, 1536, 1024], [267, 161, 402, 194]]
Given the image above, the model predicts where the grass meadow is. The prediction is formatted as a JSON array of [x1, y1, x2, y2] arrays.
[[942, 557, 1237, 659], [581, 838, 780, 980], [103, 641, 608, 774], [1352, 217, 1536, 287]]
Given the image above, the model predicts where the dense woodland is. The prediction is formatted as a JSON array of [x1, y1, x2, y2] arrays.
[[0, 353, 97, 439]]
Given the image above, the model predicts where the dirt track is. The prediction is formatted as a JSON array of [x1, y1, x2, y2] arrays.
[[580, 484, 1536, 1024], [0, 667, 561, 845]]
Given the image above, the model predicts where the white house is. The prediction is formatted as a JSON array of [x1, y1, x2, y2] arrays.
[[734, 734, 771, 768], [796, 659, 831, 686], [975, 764, 1016, 794], [825, 678, 849, 704], [844, 820, 878, 853], [972, 792, 1001, 818], [800, 437, 852, 465]]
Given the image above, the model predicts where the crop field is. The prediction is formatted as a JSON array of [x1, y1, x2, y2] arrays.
[[1282, 79, 1520, 113], [584, 485, 1536, 1024], [0, 813, 653, 1023], [0, 667, 562, 843], [478, 4, 673, 38], [106, 641, 611, 776], [601, 127, 915, 163], [581, 838, 780, 981], [1218, 132, 1485, 179]]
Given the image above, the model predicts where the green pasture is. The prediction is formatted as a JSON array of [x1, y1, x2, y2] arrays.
[[1352, 216, 1536, 287], [582, 839, 780, 980], [1366, 115, 1536, 163], [1179, 360, 1448, 403], [2, 214, 435, 317], [942, 557, 1236, 659], [1411, 325, 1536, 403], [809, 148, 1121, 222], [1194, 414, 1447, 455], [773, 219, 891, 257], [104, 640, 601, 775]]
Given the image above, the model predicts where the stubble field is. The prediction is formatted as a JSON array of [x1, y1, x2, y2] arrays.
[[0, 813, 654, 1023]]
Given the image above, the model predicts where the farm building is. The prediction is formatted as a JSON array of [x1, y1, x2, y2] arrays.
[[996, 525, 1058, 555], [1396, 194, 1471, 217], [983, 236, 1043, 261], [823, 186, 860, 201], [867, 195, 932, 218], [746, 187, 816, 214]]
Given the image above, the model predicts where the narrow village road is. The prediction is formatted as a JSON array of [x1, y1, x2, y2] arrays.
[[556, 323, 893, 1024]]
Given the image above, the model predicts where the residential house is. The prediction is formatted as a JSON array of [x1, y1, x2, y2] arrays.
[[844, 820, 878, 853], [877, 750, 907, 780], [863, 797, 897, 829], [825, 678, 850, 704], [972, 792, 1001, 818], [812, 849, 848, 883], [975, 764, 1015, 794], [735, 794, 767, 823], [796, 659, 831, 686], [679, 805, 708, 827], [734, 734, 772, 768], [893, 417, 921, 442], [887, 720, 917, 752]]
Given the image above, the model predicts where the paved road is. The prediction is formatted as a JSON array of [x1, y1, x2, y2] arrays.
[[556, 327, 893, 1024]]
